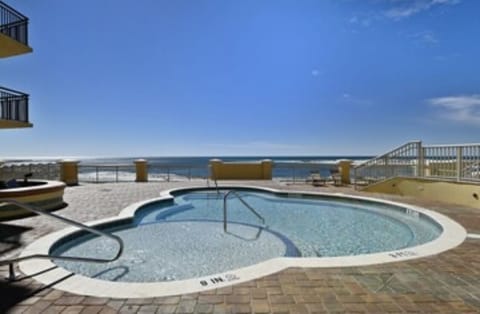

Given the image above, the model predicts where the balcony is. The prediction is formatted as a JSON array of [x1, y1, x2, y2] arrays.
[[0, 1, 32, 58], [0, 86, 32, 128]]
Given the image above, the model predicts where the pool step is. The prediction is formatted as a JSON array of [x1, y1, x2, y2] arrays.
[[137, 203, 195, 224]]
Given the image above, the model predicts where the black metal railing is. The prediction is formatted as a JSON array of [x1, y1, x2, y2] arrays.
[[0, 86, 29, 123], [0, 1, 28, 45]]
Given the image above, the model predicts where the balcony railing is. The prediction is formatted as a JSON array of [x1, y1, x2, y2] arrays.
[[0, 86, 29, 123], [0, 1, 29, 46]]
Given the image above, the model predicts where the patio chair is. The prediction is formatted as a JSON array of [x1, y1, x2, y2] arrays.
[[329, 168, 342, 186], [308, 171, 326, 186]]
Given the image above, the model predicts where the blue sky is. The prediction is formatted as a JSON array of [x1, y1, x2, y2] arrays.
[[1, 0, 479, 157]]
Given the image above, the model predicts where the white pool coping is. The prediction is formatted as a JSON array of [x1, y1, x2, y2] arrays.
[[19, 185, 467, 298]]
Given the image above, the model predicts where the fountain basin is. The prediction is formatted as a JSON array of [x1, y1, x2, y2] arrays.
[[0, 180, 66, 220]]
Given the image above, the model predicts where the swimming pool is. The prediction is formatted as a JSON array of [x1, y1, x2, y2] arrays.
[[19, 186, 466, 298]]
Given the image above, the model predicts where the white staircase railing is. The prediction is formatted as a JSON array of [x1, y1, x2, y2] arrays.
[[353, 141, 421, 189], [354, 141, 480, 189]]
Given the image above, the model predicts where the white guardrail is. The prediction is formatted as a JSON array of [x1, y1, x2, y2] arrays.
[[354, 141, 480, 188]]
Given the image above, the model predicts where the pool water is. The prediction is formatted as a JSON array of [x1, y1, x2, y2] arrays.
[[51, 189, 442, 282]]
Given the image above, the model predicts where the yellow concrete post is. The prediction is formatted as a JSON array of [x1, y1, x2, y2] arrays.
[[337, 160, 353, 185], [135, 159, 148, 182], [59, 160, 79, 186], [261, 159, 273, 180], [209, 159, 222, 180]]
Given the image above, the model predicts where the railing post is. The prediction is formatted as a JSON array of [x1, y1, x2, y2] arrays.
[[417, 141, 423, 177], [59, 160, 79, 186], [354, 168, 357, 190], [134, 159, 148, 182], [384, 156, 389, 179], [457, 147, 463, 182]]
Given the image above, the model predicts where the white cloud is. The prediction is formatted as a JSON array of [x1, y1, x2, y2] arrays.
[[429, 95, 480, 125], [349, 15, 373, 27], [410, 30, 439, 44], [348, 13, 378, 28], [341, 93, 373, 107], [385, 0, 460, 20]]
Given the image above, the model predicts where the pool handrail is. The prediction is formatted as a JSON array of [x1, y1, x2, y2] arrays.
[[223, 190, 265, 232], [0, 199, 124, 281]]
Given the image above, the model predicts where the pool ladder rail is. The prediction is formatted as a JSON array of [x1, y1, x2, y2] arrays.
[[0, 199, 124, 281], [223, 190, 266, 232]]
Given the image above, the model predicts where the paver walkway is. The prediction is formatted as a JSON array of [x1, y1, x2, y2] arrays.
[[1, 181, 479, 313]]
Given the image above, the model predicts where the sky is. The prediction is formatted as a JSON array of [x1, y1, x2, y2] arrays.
[[1, 0, 479, 157]]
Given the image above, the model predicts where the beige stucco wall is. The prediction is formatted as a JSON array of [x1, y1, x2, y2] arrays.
[[210, 159, 273, 180], [364, 177, 480, 208]]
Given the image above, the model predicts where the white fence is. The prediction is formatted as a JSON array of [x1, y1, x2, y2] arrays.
[[0, 162, 59, 181], [354, 141, 480, 188]]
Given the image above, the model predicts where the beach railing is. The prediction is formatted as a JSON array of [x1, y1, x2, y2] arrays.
[[77, 162, 209, 183], [147, 163, 209, 182], [2, 160, 356, 185], [354, 141, 480, 189], [78, 164, 135, 183], [273, 162, 339, 184]]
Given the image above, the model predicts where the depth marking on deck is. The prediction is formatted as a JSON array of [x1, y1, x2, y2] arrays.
[[199, 273, 240, 287], [388, 250, 417, 258]]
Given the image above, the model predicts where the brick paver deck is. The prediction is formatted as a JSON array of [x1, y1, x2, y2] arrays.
[[1, 181, 479, 313]]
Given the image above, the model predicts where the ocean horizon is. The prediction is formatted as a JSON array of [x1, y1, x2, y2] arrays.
[[1, 155, 374, 181]]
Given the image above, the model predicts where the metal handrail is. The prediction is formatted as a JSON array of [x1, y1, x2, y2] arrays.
[[0, 199, 124, 280], [223, 190, 265, 232], [0, 86, 29, 96], [0, 1, 29, 46], [0, 1, 28, 21]]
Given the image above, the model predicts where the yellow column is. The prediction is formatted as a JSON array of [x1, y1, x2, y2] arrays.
[[59, 160, 79, 186], [337, 159, 353, 185], [209, 159, 222, 180], [135, 159, 148, 182], [261, 159, 273, 180]]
